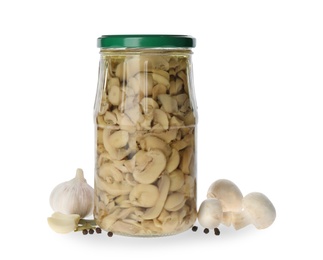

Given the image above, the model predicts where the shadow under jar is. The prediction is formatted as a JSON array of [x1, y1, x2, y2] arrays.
[[93, 35, 198, 237]]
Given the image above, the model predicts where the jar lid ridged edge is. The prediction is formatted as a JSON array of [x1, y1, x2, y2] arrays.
[[97, 35, 196, 48]]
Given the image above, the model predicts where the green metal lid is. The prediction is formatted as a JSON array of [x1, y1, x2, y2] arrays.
[[97, 35, 196, 48]]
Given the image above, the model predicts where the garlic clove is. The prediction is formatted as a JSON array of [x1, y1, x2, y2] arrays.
[[47, 212, 80, 234], [49, 168, 94, 218]]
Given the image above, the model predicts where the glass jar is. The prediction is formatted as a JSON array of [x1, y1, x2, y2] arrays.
[[93, 35, 197, 236]]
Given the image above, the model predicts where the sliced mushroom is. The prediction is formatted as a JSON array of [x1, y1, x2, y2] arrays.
[[129, 184, 159, 207], [133, 149, 167, 184], [115, 62, 126, 81], [184, 111, 195, 126], [140, 97, 159, 114], [175, 60, 187, 73], [125, 104, 144, 124], [165, 149, 180, 173], [152, 69, 170, 81], [164, 192, 186, 211], [177, 71, 188, 93], [158, 94, 178, 114], [139, 135, 172, 157], [95, 176, 132, 196], [178, 175, 195, 197], [99, 102, 110, 115], [179, 146, 194, 174], [169, 116, 184, 127], [152, 83, 167, 100], [97, 115, 107, 127], [103, 111, 117, 125], [174, 94, 189, 107], [99, 163, 123, 183], [142, 175, 170, 220], [97, 129, 103, 144], [110, 220, 142, 235], [108, 85, 122, 106], [125, 173, 138, 186], [108, 130, 129, 149], [169, 78, 183, 95], [107, 77, 120, 93], [152, 72, 170, 87], [135, 72, 154, 97], [169, 169, 185, 192], [161, 212, 180, 233], [147, 56, 169, 71], [113, 109, 136, 133], [153, 109, 169, 130], [103, 128, 131, 160], [149, 129, 178, 143]]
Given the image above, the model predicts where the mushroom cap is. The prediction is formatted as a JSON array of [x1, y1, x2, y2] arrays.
[[198, 198, 223, 229], [243, 192, 276, 229], [207, 179, 243, 212]]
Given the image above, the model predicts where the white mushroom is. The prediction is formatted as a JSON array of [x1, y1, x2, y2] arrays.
[[232, 192, 276, 230], [207, 179, 243, 212], [197, 198, 223, 229]]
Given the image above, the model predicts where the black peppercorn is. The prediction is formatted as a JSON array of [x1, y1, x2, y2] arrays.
[[192, 226, 198, 232], [82, 229, 88, 235], [203, 228, 209, 234], [107, 231, 113, 237], [214, 228, 220, 236], [89, 229, 94, 234], [96, 227, 102, 234]]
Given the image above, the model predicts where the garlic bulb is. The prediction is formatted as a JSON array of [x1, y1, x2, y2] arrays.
[[49, 168, 94, 218]]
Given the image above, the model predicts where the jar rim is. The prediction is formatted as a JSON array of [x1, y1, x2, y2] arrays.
[[97, 35, 196, 48]]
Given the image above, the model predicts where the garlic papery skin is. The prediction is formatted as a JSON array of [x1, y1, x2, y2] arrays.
[[47, 212, 80, 234], [49, 168, 94, 218]]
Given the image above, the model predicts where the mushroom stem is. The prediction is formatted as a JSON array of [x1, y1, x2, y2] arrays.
[[221, 212, 232, 227]]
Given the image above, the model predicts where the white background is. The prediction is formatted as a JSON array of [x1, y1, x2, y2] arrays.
[[1, 0, 322, 259]]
